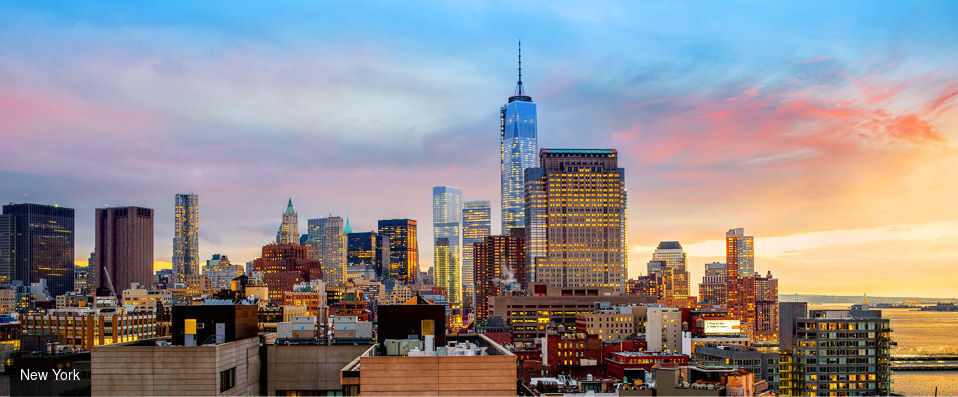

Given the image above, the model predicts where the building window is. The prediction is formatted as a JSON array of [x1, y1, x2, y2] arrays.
[[220, 367, 236, 392]]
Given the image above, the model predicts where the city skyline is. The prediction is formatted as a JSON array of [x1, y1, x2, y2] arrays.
[[1, 2, 957, 297]]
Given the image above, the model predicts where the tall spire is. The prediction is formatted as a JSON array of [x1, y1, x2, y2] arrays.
[[514, 39, 525, 96], [285, 198, 294, 214]]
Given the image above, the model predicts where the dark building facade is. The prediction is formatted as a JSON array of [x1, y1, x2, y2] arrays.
[[0, 203, 75, 295], [376, 303, 446, 347], [474, 228, 526, 321], [171, 304, 258, 345], [376, 219, 418, 284], [347, 231, 377, 269], [95, 206, 153, 295]]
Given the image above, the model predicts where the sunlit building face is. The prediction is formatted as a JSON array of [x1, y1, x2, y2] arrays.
[[432, 186, 463, 308], [525, 149, 627, 292], [173, 193, 199, 283]]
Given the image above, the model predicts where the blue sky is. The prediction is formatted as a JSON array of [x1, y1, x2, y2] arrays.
[[1, 1, 956, 296]]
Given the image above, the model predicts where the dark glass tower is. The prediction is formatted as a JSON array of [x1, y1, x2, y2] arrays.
[[500, 41, 538, 234], [0, 203, 75, 295], [377, 219, 418, 284]]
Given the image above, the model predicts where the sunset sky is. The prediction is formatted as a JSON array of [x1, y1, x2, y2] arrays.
[[1, 1, 956, 297]]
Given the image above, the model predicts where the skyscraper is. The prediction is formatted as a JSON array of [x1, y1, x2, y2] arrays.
[[473, 228, 525, 321], [501, 42, 538, 234], [0, 203, 75, 295], [95, 206, 153, 295], [726, 228, 755, 278], [524, 149, 627, 292], [347, 231, 377, 269], [173, 193, 199, 283], [275, 198, 298, 245], [307, 216, 347, 287], [698, 262, 727, 306], [377, 219, 418, 284], [725, 227, 778, 342], [651, 241, 690, 300], [461, 200, 491, 314], [432, 186, 463, 308]]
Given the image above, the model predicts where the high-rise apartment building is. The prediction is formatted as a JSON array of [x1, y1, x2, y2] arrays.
[[432, 186, 463, 308], [524, 149, 627, 292], [377, 219, 418, 284], [307, 216, 347, 287], [275, 199, 298, 245], [779, 307, 892, 395], [726, 228, 755, 278], [501, 43, 538, 234], [462, 200, 491, 314], [650, 241, 690, 300], [95, 206, 153, 295], [724, 228, 778, 342], [0, 203, 75, 295], [173, 193, 199, 283], [698, 262, 727, 306], [473, 228, 525, 321]]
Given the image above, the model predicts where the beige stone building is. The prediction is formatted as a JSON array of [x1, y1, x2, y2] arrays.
[[341, 334, 517, 396], [91, 336, 260, 396], [266, 343, 371, 395]]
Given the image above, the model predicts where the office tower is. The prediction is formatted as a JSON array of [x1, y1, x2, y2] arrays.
[[779, 307, 891, 395], [0, 213, 14, 286], [275, 198, 298, 245], [432, 186, 463, 308], [307, 216, 347, 287], [0, 203, 75, 296], [650, 242, 690, 300], [461, 200, 491, 314], [347, 231, 377, 270], [172, 193, 199, 283], [523, 167, 546, 284], [726, 228, 754, 278], [253, 243, 323, 304], [74, 264, 93, 294], [524, 149, 627, 292], [377, 219, 418, 284], [95, 206, 153, 295], [473, 228, 525, 321], [501, 42, 538, 234], [303, 240, 321, 262], [203, 254, 244, 289], [698, 262, 727, 305]]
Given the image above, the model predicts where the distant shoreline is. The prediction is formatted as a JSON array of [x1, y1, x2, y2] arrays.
[[779, 294, 957, 305]]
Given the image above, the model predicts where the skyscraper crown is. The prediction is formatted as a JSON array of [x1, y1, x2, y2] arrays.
[[509, 40, 532, 103]]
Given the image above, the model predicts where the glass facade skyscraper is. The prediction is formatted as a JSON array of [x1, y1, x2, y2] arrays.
[[0, 203, 75, 295], [501, 43, 538, 234], [173, 193, 199, 283], [432, 186, 463, 308], [461, 200, 491, 314], [377, 219, 418, 284]]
